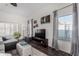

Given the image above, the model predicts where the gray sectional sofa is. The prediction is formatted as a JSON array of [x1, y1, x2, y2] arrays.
[[2, 36, 17, 52]]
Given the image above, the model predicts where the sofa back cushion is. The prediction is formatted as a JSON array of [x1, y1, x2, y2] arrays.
[[2, 37, 8, 41], [5, 35, 14, 39]]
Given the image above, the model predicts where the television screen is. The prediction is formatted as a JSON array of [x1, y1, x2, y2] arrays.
[[35, 29, 45, 39]]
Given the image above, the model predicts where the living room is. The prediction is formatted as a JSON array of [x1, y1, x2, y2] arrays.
[[0, 3, 79, 56]]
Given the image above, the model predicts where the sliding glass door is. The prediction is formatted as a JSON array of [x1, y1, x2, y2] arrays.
[[58, 15, 72, 41], [54, 5, 73, 53]]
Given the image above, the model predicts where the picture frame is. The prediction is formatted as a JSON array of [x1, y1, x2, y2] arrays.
[[34, 20, 37, 24], [41, 15, 50, 24], [33, 20, 38, 28], [41, 17, 44, 24], [46, 15, 50, 23]]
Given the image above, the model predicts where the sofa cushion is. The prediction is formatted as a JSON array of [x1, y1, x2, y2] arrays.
[[3, 39, 17, 44], [19, 36, 24, 40], [2, 37, 8, 41], [5, 35, 14, 40]]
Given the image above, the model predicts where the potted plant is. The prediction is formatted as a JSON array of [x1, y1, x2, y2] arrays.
[[13, 32, 21, 42]]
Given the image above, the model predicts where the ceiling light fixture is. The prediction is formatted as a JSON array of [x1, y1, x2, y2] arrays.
[[10, 3, 17, 7]]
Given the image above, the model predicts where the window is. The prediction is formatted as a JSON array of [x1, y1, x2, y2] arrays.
[[0, 23, 26, 36], [58, 15, 73, 41], [10, 24, 14, 35], [0, 23, 5, 36]]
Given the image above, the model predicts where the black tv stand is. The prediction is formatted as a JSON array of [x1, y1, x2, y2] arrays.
[[32, 37, 48, 47]]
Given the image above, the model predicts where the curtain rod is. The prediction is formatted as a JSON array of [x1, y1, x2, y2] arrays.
[[54, 3, 73, 12]]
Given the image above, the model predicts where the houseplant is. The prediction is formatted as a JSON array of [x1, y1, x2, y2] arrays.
[[13, 32, 21, 41]]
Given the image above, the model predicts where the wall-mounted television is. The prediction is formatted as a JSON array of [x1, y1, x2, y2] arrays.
[[35, 29, 46, 39]]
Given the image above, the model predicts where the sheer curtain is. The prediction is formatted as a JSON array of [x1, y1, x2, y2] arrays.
[[52, 4, 73, 53], [52, 10, 58, 49], [70, 3, 79, 56]]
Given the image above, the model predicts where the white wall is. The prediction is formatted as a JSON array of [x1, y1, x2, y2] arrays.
[[32, 4, 72, 53], [0, 8, 28, 36], [33, 13, 53, 47], [0, 11, 26, 24]]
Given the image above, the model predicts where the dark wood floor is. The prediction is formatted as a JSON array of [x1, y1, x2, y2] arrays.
[[30, 40, 71, 56], [6, 39, 71, 56]]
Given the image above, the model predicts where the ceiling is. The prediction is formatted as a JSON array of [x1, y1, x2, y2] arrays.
[[0, 3, 71, 16], [0, 3, 71, 23]]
